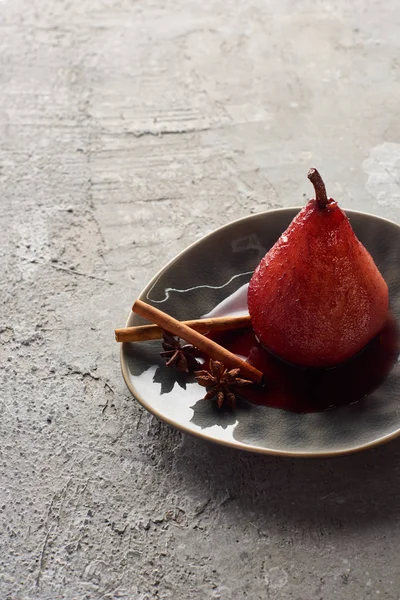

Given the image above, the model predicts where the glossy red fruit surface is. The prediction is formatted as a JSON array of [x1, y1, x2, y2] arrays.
[[248, 179, 389, 368]]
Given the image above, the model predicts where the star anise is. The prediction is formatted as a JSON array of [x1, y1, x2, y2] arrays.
[[194, 359, 253, 409], [160, 331, 201, 372]]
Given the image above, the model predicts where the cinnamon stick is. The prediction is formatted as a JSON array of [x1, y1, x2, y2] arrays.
[[115, 315, 251, 343], [132, 299, 263, 384]]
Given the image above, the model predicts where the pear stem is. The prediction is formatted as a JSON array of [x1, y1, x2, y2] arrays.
[[307, 168, 329, 208]]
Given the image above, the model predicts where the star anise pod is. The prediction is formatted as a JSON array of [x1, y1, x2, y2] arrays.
[[194, 359, 253, 409], [160, 331, 201, 372]]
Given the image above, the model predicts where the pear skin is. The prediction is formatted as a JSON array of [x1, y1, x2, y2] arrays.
[[247, 169, 389, 368]]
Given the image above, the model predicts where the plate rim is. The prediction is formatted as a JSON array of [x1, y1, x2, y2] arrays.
[[120, 207, 400, 458]]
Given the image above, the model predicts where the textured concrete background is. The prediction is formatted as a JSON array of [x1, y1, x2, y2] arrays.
[[1, 1, 400, 598]]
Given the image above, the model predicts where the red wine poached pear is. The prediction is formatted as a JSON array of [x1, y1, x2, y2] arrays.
[[204, 285, 398, 413]]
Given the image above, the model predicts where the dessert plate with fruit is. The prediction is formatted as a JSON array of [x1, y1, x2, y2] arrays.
[[117, 170, 400, 457]]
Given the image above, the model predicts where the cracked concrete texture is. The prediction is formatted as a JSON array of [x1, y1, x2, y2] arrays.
[[1, 0, 400, 598]]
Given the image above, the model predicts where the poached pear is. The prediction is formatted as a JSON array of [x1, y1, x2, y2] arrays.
[[247, 169, 389, 368]]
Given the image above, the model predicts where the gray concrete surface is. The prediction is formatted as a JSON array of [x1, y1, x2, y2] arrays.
[[1, 0, 400, 598]]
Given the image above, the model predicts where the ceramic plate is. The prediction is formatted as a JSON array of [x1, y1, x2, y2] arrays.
[[121, 209, 400, 457]]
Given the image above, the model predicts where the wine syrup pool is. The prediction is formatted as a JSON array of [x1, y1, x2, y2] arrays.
[[205, 284, 399, 413]]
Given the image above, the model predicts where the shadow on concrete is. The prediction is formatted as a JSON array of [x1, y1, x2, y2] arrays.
[[151, 420, 400, 533]]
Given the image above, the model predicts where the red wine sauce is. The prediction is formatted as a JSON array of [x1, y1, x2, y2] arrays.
[[207, 316, 399, 413]]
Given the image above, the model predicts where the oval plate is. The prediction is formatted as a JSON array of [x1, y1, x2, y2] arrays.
[[121, 209, 400, 457]]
